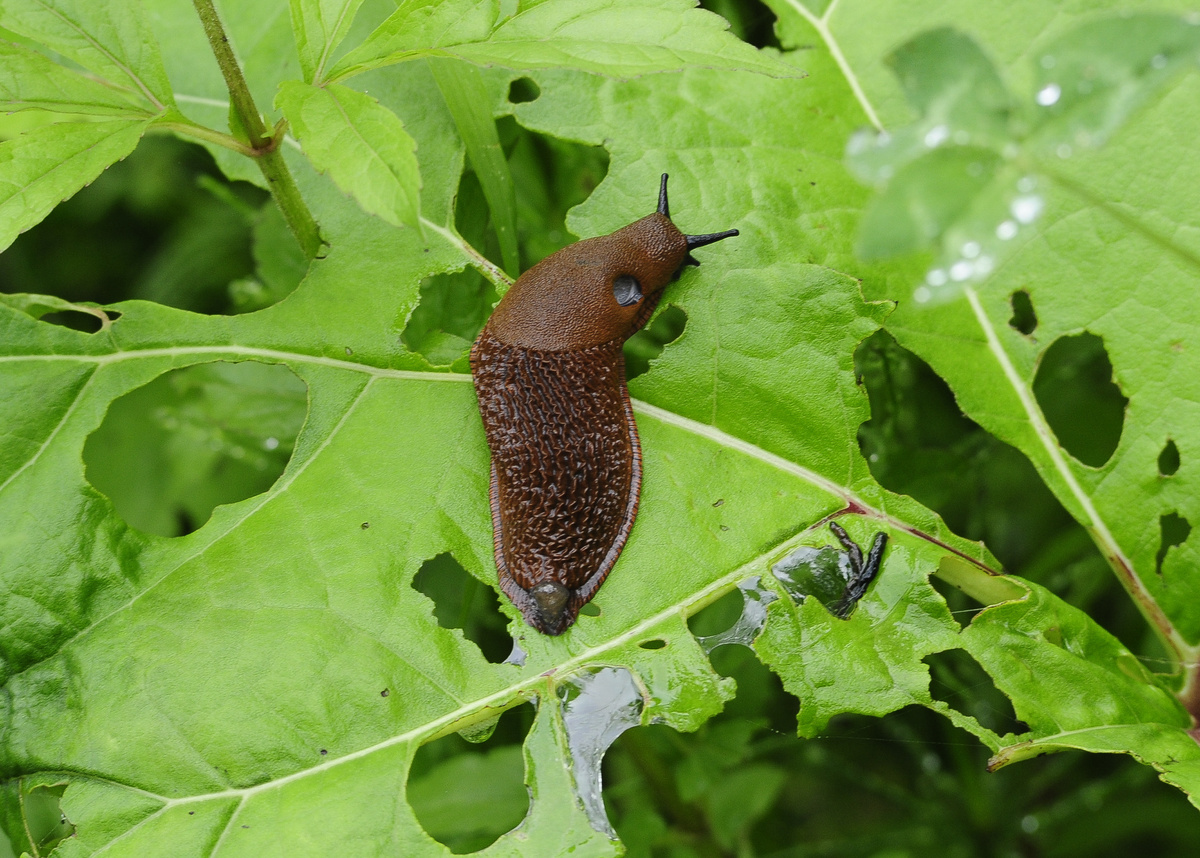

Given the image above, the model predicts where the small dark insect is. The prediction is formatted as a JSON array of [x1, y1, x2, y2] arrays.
[[827, 521, 888, 619], [471, 174, 738, 635]]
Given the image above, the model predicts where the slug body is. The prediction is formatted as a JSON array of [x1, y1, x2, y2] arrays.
[[470, 175, 737, 635]]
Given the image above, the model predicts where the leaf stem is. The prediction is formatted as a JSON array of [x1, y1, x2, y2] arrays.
[[152, 118, 256, 156], [190, 0, 323, 259]]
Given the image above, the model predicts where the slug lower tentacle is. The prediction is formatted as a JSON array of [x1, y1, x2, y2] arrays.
[[470, 174, 738, 635]]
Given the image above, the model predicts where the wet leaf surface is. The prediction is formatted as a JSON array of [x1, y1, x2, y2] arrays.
[[2, 0, 1199, 854]]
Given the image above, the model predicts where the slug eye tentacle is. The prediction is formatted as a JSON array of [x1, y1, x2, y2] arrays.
[[613, 274, 643, 307], [685, 230, 740, 250], [656, 173, 738, 268]]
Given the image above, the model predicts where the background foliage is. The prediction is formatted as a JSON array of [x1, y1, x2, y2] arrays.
[[1, 0, 1199, 856]]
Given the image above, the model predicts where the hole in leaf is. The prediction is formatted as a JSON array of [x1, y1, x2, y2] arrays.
[[4, 296, 121, 332], [690, 577, 776, 657], [923, 649, 1027, 736], [83, 361, 307, 537], [408, 705, 532, 853], [688, 586, 746, 639], [410, 553, 511, 663], [1008, 288, 1037, 335], [700, 0, 782, 50], [855, 329, 1165, 661], [0, 136, 277, 315], [37, 310, 104, 333], [579, 602, 602, 617], [607, 722, 786, 852], [864, 331, 1068, 552], [1155, 513, 1191, 575], [1159, 439, 1180, 476], [455, 120, 609, 274], [1033, 332, 1127, 467], [24, 782, 74, 853], [401, 270, 496, 367], [507, 77, 539, 103], [639, 639, 667, 650], [625, 305, 687, 380], [928, 574, 979, 629], [561, 667, 644, 836]]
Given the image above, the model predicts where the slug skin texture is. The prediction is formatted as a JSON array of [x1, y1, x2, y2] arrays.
[[470, 175, 737, 635]]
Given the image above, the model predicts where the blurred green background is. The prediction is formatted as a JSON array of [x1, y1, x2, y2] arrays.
[[3, 0, 1197, 854]]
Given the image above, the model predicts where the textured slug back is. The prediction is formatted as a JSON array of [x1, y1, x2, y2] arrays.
[[471, 328, 641, 630]]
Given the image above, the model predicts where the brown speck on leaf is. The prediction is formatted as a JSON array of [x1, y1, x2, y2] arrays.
[[320, 749, 328, 755], [381, 688, 389, 697]]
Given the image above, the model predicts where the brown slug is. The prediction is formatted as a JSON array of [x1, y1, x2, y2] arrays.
[[470, 174, 738, 635]]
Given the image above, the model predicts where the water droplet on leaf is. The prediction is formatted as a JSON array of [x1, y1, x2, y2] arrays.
[[924, 124, 950, 147], [1011, 195, 1044, 224], [1036, 83, 1062, 106]]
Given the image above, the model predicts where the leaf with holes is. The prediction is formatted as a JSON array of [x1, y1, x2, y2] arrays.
[[771, 0, 1200, 802], [3, 0, 1200, 855]]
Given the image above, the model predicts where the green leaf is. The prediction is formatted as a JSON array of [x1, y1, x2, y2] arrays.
[[845, 13, 1200, 303], [289, 0, 368, 82], [6, 0, 1200, 852], [330, 0, 799, 81], [1028, 13, 1200, 152], [0, 40, 161, 118], [277, 80, 420, 228], [0, 119, 149, 254], [0, 0, 174, 112], [430, 58, 519, 276]]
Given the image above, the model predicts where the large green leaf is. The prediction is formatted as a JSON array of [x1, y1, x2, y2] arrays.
[[0, 0, 174, 112], [2, 0, 1199, 854], [329, 0, 799, 81], [0, 120, 150, 254], [769, 0, 1200, 798]]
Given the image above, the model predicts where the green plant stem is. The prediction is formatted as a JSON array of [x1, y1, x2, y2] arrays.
[[191, 0, 323, 259], [154, 119, 255, 156]]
